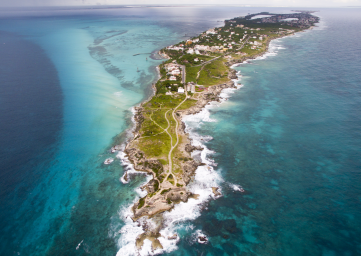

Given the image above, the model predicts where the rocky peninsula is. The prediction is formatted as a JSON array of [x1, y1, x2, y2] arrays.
[[116, 11, 319, 251]]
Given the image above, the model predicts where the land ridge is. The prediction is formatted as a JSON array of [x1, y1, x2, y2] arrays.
[[116, 11, 320, 251]]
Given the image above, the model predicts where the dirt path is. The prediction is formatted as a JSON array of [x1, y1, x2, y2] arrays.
[[167, 92, 188, 178]]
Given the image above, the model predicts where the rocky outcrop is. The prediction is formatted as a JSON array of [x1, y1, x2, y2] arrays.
[[184, 81, 236, 115], [185, 144, 203, 152], [212, 187, 222, 197], [182, 160, 202, 184], [228, 68, 238, 79], [124, 148, 164, 177], [165, 188, 191, 202], [133, 107, 145, 134]]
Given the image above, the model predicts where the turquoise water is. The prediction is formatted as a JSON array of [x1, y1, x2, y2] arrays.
[[176, 8, 361, 256], [0, 6, 360, 256]]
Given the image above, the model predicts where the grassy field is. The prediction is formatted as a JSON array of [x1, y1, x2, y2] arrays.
[[197, 58, 229, 86], [185, 66, 201, 83], [177, 98, 198, 110]]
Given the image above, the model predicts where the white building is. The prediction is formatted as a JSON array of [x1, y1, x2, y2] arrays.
[[169, 76, 177, 81], [194, 45, 210, 51], [166, 46, 184, 51], [206, 29, 217, 35], [167, 64, 178, 71], [171, 69, 181, 75], [178, 87, 185, 93], [187, 48, 194, 54]]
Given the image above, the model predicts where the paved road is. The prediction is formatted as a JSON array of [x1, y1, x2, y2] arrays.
[[180, 64, 186, 84], [194, 56, 222, 67]]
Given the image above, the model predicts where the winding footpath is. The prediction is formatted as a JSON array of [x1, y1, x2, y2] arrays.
[[168, 91, 188, 175]]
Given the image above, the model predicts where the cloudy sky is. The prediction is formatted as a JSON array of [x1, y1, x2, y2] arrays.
[[1, 0, 360, 7]]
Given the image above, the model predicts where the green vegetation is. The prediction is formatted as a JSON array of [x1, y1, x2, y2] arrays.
[[153, 180, 159, 191], [185, 66, 201, 83], [198, 58, 229, 86], [161, 189, 171, 195], [177, 99, 198, 110], [167, 174, 175, 185], [138, 197, 145, 209], [179, 54, 213, 66]]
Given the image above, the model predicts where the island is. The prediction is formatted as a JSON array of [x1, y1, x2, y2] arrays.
[[117, 11, 319, 251]]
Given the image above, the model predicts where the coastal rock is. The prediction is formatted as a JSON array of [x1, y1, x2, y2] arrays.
[[228, 69, 238, 79], [198, 235, 208, 244], [185, 144, 204, 153], [124, 148, 164, 176], [165, 188, 191, 202], [132, 195, 174, 221], [184, 81, 236, 116], [212, 187, 222, 197], [103, 157, 114, 164], [133, 107, 145, 134], [168, 234, 178, 240], [182, 160, 201, 185], [142, 179, 159, 194], [110, 145, 122, 153]]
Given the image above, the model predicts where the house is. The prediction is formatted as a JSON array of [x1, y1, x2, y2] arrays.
[[187, 48, 194, 54], [171, 69, 181, 75], [167, 64, 178, 71], [166, 46, 184, 51], [178, 87, 185, 93], [195, 49, 200, 55], [194, 45, 210, 51], [169, 76, 177, 81], [206, 29, 217, 35], [194, 58, 199, 62]]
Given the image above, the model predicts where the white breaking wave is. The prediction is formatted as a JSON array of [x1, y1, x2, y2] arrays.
[[117, 151, 142, 184], [228, 182, 245, 192]]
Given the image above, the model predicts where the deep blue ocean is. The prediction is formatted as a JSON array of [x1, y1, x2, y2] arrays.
[[0, 6, 360, 256]]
